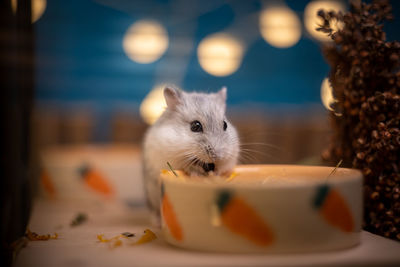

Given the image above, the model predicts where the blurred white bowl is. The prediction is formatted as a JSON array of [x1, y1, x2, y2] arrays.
[[39, 145, 144, 206]]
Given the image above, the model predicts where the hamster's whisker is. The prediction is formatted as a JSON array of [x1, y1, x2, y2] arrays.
[[186, 157, 199, 169], [223, 150, 241, 160], [240, 148, 274, 157], [179, 151, 200, 170], [239, 148, 274, 162], [238, 155, 258, 164], [238, 153, 272, 164], [180, 153, 195, 163], [238, 150, 259, 162], [238, 130, 288, 139], [240, 142, 283, 151]]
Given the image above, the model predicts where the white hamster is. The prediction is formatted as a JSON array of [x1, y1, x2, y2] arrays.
[[142, 86, 240, 224]]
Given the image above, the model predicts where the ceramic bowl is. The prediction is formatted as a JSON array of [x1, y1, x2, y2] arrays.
[[160, 164, 363, 253]]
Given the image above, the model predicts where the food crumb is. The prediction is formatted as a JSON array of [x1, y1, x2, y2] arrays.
[[25, 229, 58, 241], [134, 229, 157, 245], [112, 239, 122, 248], [225, 172, 238, 182], [97, 234, 109, 243], [97, 230, 156, 248], [121, 232, 135, 238]]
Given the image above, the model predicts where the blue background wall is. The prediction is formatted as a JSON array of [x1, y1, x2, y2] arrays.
[[34, 0, 400, 139]]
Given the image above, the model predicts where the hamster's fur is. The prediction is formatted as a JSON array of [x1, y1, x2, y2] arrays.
[[142, 86, 240, 224]]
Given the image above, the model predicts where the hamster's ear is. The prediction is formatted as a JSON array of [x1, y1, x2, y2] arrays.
[[164, 87, 182, 109], [217, 86, 227, 103]]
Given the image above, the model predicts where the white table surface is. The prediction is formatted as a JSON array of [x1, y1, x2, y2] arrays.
[[15, 198, 400, 267]]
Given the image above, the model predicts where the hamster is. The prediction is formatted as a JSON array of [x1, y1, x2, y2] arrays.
[[142, 86, 240, 225]]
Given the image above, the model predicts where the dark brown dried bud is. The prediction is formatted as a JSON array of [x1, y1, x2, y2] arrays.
[[366, 156, 374, 163], [390, 53, 399, 61], [371, 191, 379, 200]]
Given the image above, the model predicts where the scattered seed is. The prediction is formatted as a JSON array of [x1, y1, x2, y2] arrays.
[[121, 232, 135, 238]]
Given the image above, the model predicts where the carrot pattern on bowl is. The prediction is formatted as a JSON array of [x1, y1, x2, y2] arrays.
[[313, 184, 354, 232], [216, 191, 275, 246], [41, 169, 56, 198], [161, 183, 183, 241], [79, 165, 114, 197]]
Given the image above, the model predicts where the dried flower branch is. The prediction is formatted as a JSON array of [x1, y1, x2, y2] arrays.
[[318, 0, 400, 241]]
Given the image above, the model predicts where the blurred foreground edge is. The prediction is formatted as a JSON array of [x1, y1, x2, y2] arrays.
[[0, 0, 34, 266]]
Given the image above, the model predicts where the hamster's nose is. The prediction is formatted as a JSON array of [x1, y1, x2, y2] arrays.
[[202, 162, 215, 172]]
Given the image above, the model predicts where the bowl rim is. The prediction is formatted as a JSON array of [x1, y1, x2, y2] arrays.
[[160, 164, 363, 190]]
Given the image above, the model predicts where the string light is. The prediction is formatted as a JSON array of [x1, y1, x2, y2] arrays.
[[123, 20, 169, 64], [259, 6, 301, 48], [11, 0, 47, 23], [304, 0, 345, 42], [197, 33, 243, 77], [140, 85, 167, 125]]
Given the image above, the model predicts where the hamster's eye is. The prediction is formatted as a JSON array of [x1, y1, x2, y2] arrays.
[[190, 120, 203, 132], [223, 121, 227, 131]]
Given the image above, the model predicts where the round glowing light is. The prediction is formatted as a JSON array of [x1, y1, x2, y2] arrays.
[[304, 0, 345, 42], [197, 33, 243, 77], [140, 85, 167, 125], [123, 20, 169, 64], [11, 0, 47, 23], [321, 78, 338, 112], [259, 6, 301, 48]]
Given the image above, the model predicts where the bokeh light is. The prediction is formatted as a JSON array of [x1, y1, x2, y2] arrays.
[[123, 20, 169, 64], [140, 85, 167, 125], [11, 0, 47, 23], [320, 77, 337, 112], [259, 6, 301, 48], [197, 33, 244, 77], [304, 0, 345, 42]]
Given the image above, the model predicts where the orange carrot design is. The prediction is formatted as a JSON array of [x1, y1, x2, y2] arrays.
[[217, 191, 274, 246], [79, 165, 114, 197], [41, 169, 56, 198], [161, 184, 183, 241], [313, 185, 354, 232]]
